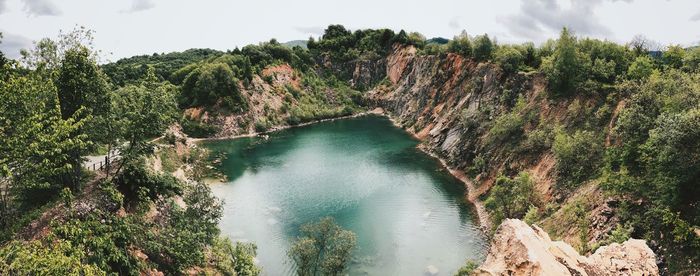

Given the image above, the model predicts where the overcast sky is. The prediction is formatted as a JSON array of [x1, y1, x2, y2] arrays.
[[0, 0, 699, 61]]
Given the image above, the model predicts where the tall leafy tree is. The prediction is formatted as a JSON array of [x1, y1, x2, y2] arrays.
[[0, 71, 88, 228], [543, 28, 583, 95], [473, 34, 494, 61], [111, 72, 177, 174]]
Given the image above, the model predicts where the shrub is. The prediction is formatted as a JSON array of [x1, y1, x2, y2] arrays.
[[0, 240, 104, 275], [485, 172, 539, 226], [552, 130, 603, 188], [115, 162, 183, 205], [494, 46, 524, 74], [446, 31, 472, 57], [254, 119, 270, 132], [543, 28, 584, 96], [454, 260, 479, 276], [180, 118, 220, 138], [487, 95, 528, 144], [627, 56, 654, 80], [472, 34, 494, 61]]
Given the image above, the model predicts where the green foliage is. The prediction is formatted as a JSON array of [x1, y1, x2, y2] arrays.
[[50, 213, 144, 274], [454, 260, 479, 276], [485, 172, 539, 226], [543, 28, 584, 95], [494, 46, 524, 74], [446, 31, 472, 57], [602, 70, 700, 271], [209, 237, 261, 276], [0, 240, 105, 275], [627, 56, 654, 80], [115, 161, 183, 205], [180, 62, 248, 112], [663, 45, 685, 69], [180, 117, 220, 138], [288, 217, 357, 276], [0, 70, 89, 227], [472, 34, 494, 61], [142, 182, 225, 274], [111, 77, 178, 170], [523, 205, 539, 225], [682, 47, 700, 72], [552, 130, 603, 188], [487, 95, 528, 144], [102, 48, 223, 86]]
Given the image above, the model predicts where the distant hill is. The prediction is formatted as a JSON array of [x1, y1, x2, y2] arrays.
[[426, 37, 449, 45], [282, 40, 308, 49]]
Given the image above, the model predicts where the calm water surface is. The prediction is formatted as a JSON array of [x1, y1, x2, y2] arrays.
[[202, 115, 487, 275]]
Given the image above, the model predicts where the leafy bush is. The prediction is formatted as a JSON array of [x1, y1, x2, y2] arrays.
[[0, 240, 104, 275], [180, 118, 220, 138], [485, 172, 539, 226], [209, 237, 261, 276], [627, 56, 654, 80], [454, 260, 479, 276], [472, 34, 494, 61], [552, 130, 603, 188], [50, 214, 144, 274], [180, 62, 248, 112], [494, 46, 524, 74], [115, 162, 183, 205], [487, 95, 528, 144], [446, 31, 472, 57], [542, 28, 584, 96]]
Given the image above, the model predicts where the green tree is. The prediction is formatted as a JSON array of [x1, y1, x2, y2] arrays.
[[210, 237, 261, 276], [627, 56, 654, 80], [0, 240, 104, 275], [447, 31, 472, 58], [553, 130, 603, 188], [111, 76, 177, 174], [0, 72, 88, 228], [181, 62, 248, 112], [543, 28, 582, 95], [682, 47, 700, 72], [663, 45, 685, 69], [472, 34, 494, 61], [288, 217, 357, 276], [55, 46, 112, 189], [485, 172, 538, 225], [494, 46, 524, 74]]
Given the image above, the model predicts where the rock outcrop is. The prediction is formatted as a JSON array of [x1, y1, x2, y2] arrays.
[[475, 219, 658, 276]]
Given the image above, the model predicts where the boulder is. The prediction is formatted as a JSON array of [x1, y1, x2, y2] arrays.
[[476, 219, 658, 276]]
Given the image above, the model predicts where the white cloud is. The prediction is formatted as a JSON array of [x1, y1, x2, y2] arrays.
[[500, 0, 633, 41], [123, 0, 154, 13], [0, 31, 32, 59], [23, 0, 61, 16]]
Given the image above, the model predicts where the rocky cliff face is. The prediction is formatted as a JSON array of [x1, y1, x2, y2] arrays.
[[365, 45, 541, 229], [362, 45, 661, 274], [475, 219, 658, 276]]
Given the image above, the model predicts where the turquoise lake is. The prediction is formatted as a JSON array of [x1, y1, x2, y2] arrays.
[[202, 115, 487, 275]]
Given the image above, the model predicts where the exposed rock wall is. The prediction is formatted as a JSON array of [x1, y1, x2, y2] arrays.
[[475, 219, 658, 276], [365, 45, 539, 230]]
